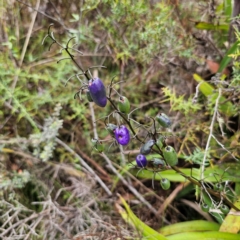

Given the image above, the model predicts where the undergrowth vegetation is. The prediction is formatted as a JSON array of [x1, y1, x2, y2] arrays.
[[0, 0, 240, 239]]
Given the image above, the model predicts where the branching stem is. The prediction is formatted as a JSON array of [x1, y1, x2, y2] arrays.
[[45, 26, 239, 211]]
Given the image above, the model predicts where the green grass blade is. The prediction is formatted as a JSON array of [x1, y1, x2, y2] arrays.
[[167, 231, 240, 240], [195, 22, 229, 31], [159, 220, 220, 236], [218, 41, 240, 73], [130, 165, 240, 183], [193, 74, 214, 96], [223, 0, 232, 20], [117, 195, 168, 240]]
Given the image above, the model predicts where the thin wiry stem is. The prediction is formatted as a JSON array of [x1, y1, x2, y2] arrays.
[[16, 0, 68, 30], [89, 102, 98, 139], [56, 138, 112, 196], [42, 26, 240, 211], [101, 152, 168, 222], [107, 97, 143, 144], [211, 134, 239, 162], [201, 88, 222, 181], [108, 90, 239, 210], [44, 24, 90, 80]]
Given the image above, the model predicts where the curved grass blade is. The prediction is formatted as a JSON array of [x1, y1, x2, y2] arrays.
[[218, 40, 240, 73], [159, 220, 220, 236], [130, 165, 240, 183], [195, 22, 229, 31], [167, 231, 240, 240], [116, 195, 168, 240]]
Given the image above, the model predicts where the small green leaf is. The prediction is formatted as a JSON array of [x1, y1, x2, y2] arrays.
[[195, 22, 229, 31], [193, 74, 235, 116], [193, 74, 214, 96], [218, 41, 240, 73]]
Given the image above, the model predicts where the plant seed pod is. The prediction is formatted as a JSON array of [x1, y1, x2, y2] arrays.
[[220, 204, 230, 215], [88, 78, 107, 107], [114, 125, 130, 146], [136, 154, 147, 168], [147, 158, 166, 170], [160, 178, 171, 190], [201, 203, 210, 212], [140, 139, 155, 155], [152, 158, 166, 168], [118, 96, 130, 114], [214, 183, 224, 192], [86, 90, 93, 102], [156, 113, 171, 128], [162, 145, 178, 166]]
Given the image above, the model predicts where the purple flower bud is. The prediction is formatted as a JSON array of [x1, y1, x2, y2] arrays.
[[136, 154, 147, 168], [88, 78, 107, 107], [114, 125, 130, 146]]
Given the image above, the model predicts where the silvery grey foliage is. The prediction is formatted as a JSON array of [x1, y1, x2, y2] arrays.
[[30, 103, 63, 162]]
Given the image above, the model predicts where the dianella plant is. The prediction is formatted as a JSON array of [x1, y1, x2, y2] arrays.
[[1, 1, 240, 239], [42, 19, 240, 239]]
